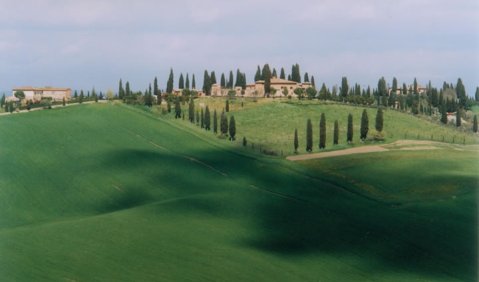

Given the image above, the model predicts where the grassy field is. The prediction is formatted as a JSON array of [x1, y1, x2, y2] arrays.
[[177, 98, 479, 156], [0, 103, 477, 281]]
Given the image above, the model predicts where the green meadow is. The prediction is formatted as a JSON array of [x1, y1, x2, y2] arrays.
[[0, 103, 477, 281]]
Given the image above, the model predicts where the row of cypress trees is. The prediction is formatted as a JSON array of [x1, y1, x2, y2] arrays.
[[294, 108, 384, 153], [187, 99, 236, 140]]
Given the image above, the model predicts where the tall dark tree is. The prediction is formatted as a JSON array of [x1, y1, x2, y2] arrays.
[[294, 128, 299, 153], [280, 67, 286, 79], [272, 68, 277, 78], [333, 120, 339, 145], [340, 77, 349, 100], [347, 114, 353, 143], [188, 98, 195, 122], [235, 69, 242, 87], [473, 115, 478, 133], [228, 71, 234, 88], [392, 77, 398, 94], [79, 90, 84, 104], [174, 98, 181, 118], [413, 78, 418, 94], [291, 64, 301, 83], [377, 77, 387, 106], [456, 109, 461, 127], [375, 108, 383, 132], [179, 73, 184, 89], [456, 78, 467, 109], [210, 71, 217, 85], [254, 66, 261, 82], [192, 74, 196, 89], [204, 106, 211, 130], [319, 113, 326, 149], [153, 77, 159, 97], [166, 69, 174, 94], [306, 118, 313, 152], [220, 111, 228, 135], [304, 72, 310, 83], [220, 73, 226, 88], [203, 70, 211, 95], [118, 79, 124, 99], [185, 73, 190, 89], [441, 105, 448, 124], [262, 64, 272, 94], [311, 76, 316, 88], [213, 109, 218, 133], [229, 116, 236, 140], [475, 87, 479, 102], [200, 108, 204, 128], [360, 109, 369, 140]]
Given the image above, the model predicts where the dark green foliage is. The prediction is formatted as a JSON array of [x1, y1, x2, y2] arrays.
[[185, 74, 190, 89], [228, 71, 234, 88], [14, 90, 25, 100], [200, 108, 204, 128], [179, 73, 184, 89], [456, 109, 461, 127], [262, 64, 272, 94], [167, 100, 171, 113], [306, 87, 317, 100], [304, 72, 309, 83], [311, 76, 315, 88], [74, 90, 78, 99], [220, 111, 228, 135], [213, 109, 218, 134], [294, 128, 298, 153], [188, 99, 195, 123], [475, 87, 479, 102], [413, 78, 418, 94], [79, 90, 84, 104], [220, 73, 226, 88], [306, 118, 312, 152], [62, 97, 66, 106], [360, 109, 369, 140], [456, 78, 466, 109], [291, 64, 301, 83], [272, 68, 277, 78], [229, 116, 236, 140], [319, 113, 326, 149], [196, 110, 199, 125], [118, 79, 124, 99], [333, 120, 339, 145], [280, 68, 286, 79], [441, 105, 448, 124], [125, 82, 131, 98], [203, 71, 211, 95], [375, 108, 383, 132], [254, 66, 261, 82], [174, 99, 181, 119], [192, 74, 196, 89], [347, 114, 353, 143], [243, 136, 247, 147], [392, 77, 398, 93], [204, 106, 211, 130], [226, 100, 229, 112], [167, 69, 174, 94], [340, 77, 349, 99], [473, 115, 478, 133], [210, 71, 217, 84], [377, 77, 387, 106]]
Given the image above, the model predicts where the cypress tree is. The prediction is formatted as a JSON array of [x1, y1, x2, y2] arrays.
[[174, 98, 181, 118], [79, 90, 84, 104], [294, 128, 299, 153], [360, 109, 369, 140], [340, 77, 349, 100], [456, 78, 466, 109], [333, 120, 339, 145], [280, 68, 286, 79], [220, 111, 228, 135], [200, 108, 204, 128], [228, 71, 234, 88], [188, 98, 195, 122], [229, 116, 236, 140], [473, 115, 478, 133], [291, 64, 301, 83], [213, 109, 218, 134], [166, 69, 174, 94], [375, 108, 383, 132], [304, 72, 310, 83], [210, 71, 217, 84], [441, 105, 448, 124], [475, 87, 479, 102], [196, 110, 200, 125], [205, 106, 211, 130], [347, 114, 353, 143], [220, 73, 226, 88], [311, 76, 316, 88], [118, 79, 124, 99], [306, 118, 313, 152], [192, 74, 196, 89], [319, 113, 326, 149], [203, 71, 211, 95], [456, 109, 461, 127], [179, 73, 184, 89], [185, 73, 190, 89], [226, 100, 230, 112], [254, 66, 261, 82], [153, 77, 159, 96], [272, 68, 277, 78], [262, 64, 272, 94], [167, 100, 171, 113]]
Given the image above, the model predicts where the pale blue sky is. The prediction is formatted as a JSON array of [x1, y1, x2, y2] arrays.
[[0, 0, 478, 94]]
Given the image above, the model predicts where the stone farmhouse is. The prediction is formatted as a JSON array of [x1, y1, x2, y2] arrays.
[[11, 87, 71, 102], [211, 77, 313, 98]]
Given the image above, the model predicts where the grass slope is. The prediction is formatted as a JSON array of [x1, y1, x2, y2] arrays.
[[0, 103, 476, 281]]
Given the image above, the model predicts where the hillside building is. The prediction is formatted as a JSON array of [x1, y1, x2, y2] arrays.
[[12, 87, 71, 102]]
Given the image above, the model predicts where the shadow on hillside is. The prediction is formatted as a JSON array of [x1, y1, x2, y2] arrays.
[[97, 147, 477, 280]]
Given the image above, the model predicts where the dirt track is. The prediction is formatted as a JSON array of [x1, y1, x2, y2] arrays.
[[286, 140, 477, 161]]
